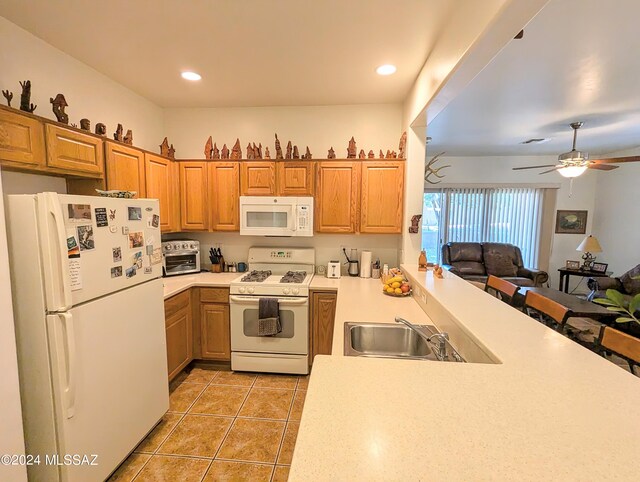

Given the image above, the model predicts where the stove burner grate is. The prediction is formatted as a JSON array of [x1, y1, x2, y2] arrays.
[[241, 270, 272, 282], [280, 271, 307, 283]]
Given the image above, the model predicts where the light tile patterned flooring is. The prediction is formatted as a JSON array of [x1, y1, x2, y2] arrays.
[[109, 368, 308, 481]]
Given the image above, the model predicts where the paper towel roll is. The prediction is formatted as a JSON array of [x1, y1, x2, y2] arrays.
[[360, 250, 372, 278]]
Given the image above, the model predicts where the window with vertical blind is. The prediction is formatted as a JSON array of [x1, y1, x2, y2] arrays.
[[422, 187, 545, 267]]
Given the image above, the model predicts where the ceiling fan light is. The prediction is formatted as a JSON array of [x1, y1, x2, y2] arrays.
[[558, 165, 588, 178], [558, 150, 588, 162]]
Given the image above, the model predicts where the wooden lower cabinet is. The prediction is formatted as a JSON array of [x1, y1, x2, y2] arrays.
[[164, 291, 193, 381], [310, 290, 338, 362], [200, 303, 231, 361]]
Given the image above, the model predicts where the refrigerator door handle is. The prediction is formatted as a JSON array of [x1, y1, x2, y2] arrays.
[[38, 192, 72, 311], [55, 312, 77, 419]]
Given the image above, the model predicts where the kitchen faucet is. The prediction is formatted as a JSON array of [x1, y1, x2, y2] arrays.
[[394, 316, 449, 360]]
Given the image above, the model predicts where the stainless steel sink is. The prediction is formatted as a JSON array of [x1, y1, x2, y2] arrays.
[[344, 322, 440, 360]]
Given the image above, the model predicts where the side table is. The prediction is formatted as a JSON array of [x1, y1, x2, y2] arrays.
[[557, 268, 611, 293]]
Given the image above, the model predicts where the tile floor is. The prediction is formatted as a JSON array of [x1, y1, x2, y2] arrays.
[[109, 368, 308, 481]]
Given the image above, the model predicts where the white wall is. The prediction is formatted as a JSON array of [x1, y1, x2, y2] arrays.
[[432, 155, 598, 291], [163, 104, 404, 271], [0, 169, 27, 482], [0, 16, 164, 152], [1, 171, 67, 195], [592, 147, 640, 276]]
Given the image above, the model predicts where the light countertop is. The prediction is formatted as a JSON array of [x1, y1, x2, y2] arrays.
[[162, 272, 239, 299]]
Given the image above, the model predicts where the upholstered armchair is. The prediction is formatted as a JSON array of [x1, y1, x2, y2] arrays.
[[441, 242, 549, 287], [588, 264, 640, 305]]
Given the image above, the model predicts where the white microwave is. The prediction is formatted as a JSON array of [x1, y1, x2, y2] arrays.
[[239, 196, 313, 236]]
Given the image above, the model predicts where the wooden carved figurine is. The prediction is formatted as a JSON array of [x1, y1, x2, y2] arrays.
[[96, 123, 107, 136], [368, 150, 375, 158], [231, 139, 242, 159], [212, 143, 220, 159], [286, 141, 292, 159], [254, 143, 262, 159], [71, 123, 77, 128], [302, 146, 312, 159], [409, 214, 422, 234], [327, 147, 336, 159], [274, 133, 284, 159], [80, 118, 90, 131], [204, 136, 213, 159], [221, 144, 230, 159], [113, 124, 124, 142], [358, 149, 366, 159], [19, 80, 37, 112], [160, 137, 170, 156], [347, 137, 357, 158], [379, 149, 384, 158], [124, 129, 133, 145], [2, 90, 13, 107], [398, 131, 407, 158], [264, 147, 271, 159], [418, 250, 428, 271], [246, 143, 255, 159], [50, 94, 69, 124], [168, 144, 176, 159], [292, 145, 300, 159]]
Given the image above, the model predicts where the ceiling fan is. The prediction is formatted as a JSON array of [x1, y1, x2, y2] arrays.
[[513, 122, 640, 177]]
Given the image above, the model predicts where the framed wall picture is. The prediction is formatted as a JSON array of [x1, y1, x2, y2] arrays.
[[591, 262, 608, 273], [555, 210, 588, 234], [565, 260, 581, 270]]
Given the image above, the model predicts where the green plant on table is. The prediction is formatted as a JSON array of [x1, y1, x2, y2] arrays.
[[593, 289, 640, 326]]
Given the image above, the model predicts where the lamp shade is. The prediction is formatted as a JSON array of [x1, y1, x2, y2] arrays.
[[577, 235, 602, 253]]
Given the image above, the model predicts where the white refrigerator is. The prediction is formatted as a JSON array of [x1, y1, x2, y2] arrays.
[[5, 192, 169, 482]]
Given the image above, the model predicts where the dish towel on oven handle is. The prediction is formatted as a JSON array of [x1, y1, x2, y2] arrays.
[[258, 297, 282, 336]]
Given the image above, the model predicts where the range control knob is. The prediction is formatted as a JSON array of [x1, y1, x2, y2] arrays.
[[182, 243, 188, 249], [190, 243, 195, 249], [292, 288, 299, 295], [164, 244, 171, 251], [283, 288, 290, 295], [239, 286, 246, 294], [248, 287, 255, 294]]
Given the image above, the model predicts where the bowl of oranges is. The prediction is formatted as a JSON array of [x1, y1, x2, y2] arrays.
[[382, 274, 412, 297]]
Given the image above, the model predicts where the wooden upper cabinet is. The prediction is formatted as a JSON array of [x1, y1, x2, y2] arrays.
[[360, 161, 405, 234], [240, 161, 276, 195], [0, 108, 45, 169], [45, 125, 104, 177], [315, 161, 361, 233], [179, 161, 208, 231], [105, 142, 146, 196], [277, 161, 315, 196], [209, 162, 240, 231], [145, 153, 178, 233]]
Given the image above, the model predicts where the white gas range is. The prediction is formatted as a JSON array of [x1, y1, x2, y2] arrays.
[[229, 247, 315, 375]]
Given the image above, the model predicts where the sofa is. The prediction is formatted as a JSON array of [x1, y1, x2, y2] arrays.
[[587, 264, 640, 304], [441, 242, 549, 287]]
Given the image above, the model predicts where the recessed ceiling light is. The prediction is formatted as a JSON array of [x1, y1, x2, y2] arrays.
[[376, 64, 397, 76], [181, 71, 202, 81]]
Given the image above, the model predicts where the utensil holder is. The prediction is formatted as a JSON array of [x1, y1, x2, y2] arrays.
[[210, 264, 221, 273], [372, 268, 381, 279]]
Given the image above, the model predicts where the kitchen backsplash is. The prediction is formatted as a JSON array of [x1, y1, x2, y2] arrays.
[[161, 232, 401, 275]]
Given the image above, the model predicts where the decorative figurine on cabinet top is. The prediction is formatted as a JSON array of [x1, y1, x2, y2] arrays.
[[204, 136, 213, 159], [50, 94, 69, 124], [231, 139, 242, 160], [123, 129, 133, 145], [274, 133, 283, 159], [286, 141, 292, 159], [96, 123, 107, 136], [264, 147, 271, 159], [113, 124, 124, 142], [292, 145, 300, 159], [398, 131, 407, 158], [347, 137, 357, 158], [221, 144, 230, 159], [2, 89, 13, 107], [368, 150, 375, 158], [254, 143, 262, 159], [358, 149, 366, 159], [302, 146, 312, 159], [246, 143, 255, 159], [379, 149, 384, 158], [80, 118, 90, 131], [19, 80, 37, 113], [212, 143, 220, 159], [160, 137, 170, 156], [168, 143, 176, 159], [327, 147, 336, 159]]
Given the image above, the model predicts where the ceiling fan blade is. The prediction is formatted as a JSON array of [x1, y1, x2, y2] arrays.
[[539, 166, 563, 175], [590, 156, 640, 164], [512, 164, 557, 171], [588, 163, 619, 171]]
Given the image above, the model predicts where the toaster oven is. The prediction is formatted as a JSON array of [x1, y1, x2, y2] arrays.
[[162, 240, 200, 276]]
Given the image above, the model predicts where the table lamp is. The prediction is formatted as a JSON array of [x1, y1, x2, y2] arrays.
[[576, 235, 602, 270]]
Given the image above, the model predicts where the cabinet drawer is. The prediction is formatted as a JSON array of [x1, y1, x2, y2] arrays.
[[200, 287, 229, 303], [164, 290, 190, 321]]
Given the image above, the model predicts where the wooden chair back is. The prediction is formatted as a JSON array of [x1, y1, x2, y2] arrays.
[[524, 291, 571, 326], [485, 275, 519, 302], [599, 327, 640, 365]]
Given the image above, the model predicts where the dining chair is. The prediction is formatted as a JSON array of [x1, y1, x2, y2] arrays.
[[524, 290, 572, 332], [484, 275, 520, 306], [597, 326, 640, 375]]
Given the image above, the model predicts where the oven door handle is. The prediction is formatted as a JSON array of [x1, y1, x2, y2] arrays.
[[229, 295, 308, 305]]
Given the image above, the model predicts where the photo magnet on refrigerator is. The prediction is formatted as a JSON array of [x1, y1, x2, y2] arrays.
[[94, 207, 108, 227], [109, 225, 118, 233], [129, 232, 144, 249], [150, 247, 162, 265], [112, 247, 122, 263], [122, 226, 129, 235], [144, 267, 152, 274], [77, 225, 95, 251], [111, 266, 122, 278], [67, 204, 92, 223], [109, 209, 116, 221], [128, 207, 142, 221], [125, 266, 137, 278], [146, 244, 154, 255]]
